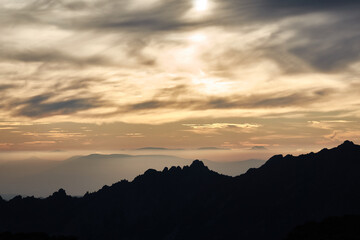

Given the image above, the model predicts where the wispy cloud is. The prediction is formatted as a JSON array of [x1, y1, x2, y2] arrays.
[[11, 93, 106, 118], [183, 123, 260, 129], [119, 88, 335, 113], [251, 146, 268, 151], [24, 141, 56, 145], [183, 122, 261, 134]]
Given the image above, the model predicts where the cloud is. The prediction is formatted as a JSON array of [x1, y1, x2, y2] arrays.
[[212, 1, 360, 72], [24, 141, 56, 145], [0, 127, 18, 130], [136, 147, 184, 151], [117, 133, 145, 138], [259, 0, 360, 11], [308, 120, 355, 130], [0, 121, 47, 126], [251, 146, 268, 151], [184, 123, 260, 129], [0, 84, 17, 91], [0, 143, 14, 149], [283, 13, 360, 72], [2, 0, 359, 30], [154, 85, 191, 98], [0, 0, 193, 32], [183, 122, 261, 135], [1, 0, 359, 74], [0, 0, 358, 128], [122, 88, 334, 113], [11, 93, 105, 118], [197, 147, 230, 150], [6, 49, 110, 66], [222, 0, 360, 22], [22, 131, 86, 139]]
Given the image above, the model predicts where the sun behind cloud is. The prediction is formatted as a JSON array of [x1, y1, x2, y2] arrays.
[[188, 33, 207, 43], [194, 0, 208, 11]]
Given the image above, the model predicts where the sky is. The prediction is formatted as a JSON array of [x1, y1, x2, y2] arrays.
[[0, 0, 359, 161]]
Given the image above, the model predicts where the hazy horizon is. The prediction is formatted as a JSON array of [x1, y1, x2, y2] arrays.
[[0, 151, 267, 197], [0, 140, 344, 163]]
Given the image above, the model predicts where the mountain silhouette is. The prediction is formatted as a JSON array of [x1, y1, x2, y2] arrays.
[[1, 141, 360, 239], [0, 154, 264, 197]]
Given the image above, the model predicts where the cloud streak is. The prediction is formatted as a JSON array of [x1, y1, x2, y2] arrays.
[[122, 88, 334, 113], [11, 93, 105, 118]]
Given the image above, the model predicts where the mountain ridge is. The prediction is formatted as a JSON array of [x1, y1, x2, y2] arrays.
[[0, 154, 264, 197]]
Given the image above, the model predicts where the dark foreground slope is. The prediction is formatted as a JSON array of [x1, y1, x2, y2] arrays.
[[0, 232, 76, 240], [0, 141, 360, 240], [286, 215, 360, 240]]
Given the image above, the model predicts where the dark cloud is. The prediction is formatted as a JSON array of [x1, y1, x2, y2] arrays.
[[213, 10, 360, 72], [0, 84, 17, 91], [222, 0, 360, 21], [2, 0, 359, 33], [203, 89, 334, 109], [287, 15, 360, 71], [62, 1, 89, 11], [122, 88, 334, 113], [11, 93, 105, 118], [224, 1, 360, 72], [1, 0, 359, 73], [251, 146, 268, 151], [0, 0, 193, 32], [74, 0, 198, 32], [154, 85, 191, 98], [54, 78, 95, 92], [136, 147, 185, 151], [1, 0, 341, 36], [0, 48, 110, 66], [131, 101, 165, 111], [197, 147, 230, 150], [260, 0, 360, 11]]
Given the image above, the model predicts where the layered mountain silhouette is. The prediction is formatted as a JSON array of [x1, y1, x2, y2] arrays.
[[1, 141, 360, 240], [0, 154, 264, 197]]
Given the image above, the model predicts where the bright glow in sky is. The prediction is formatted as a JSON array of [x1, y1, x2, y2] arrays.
[[189, 34, 207, 43], [194, 0, 208, 11]]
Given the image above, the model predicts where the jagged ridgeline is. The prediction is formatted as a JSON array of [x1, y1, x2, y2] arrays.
[[1, 141, 360, 240]]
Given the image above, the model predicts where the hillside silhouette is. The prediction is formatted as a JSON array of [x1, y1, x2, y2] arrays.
[[1, 141, 360, 239], [0, 154, 264, 197], [286, 215, 360, 240], [0, 232, 76, 240]]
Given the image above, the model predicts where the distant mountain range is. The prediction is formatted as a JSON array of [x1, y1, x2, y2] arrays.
[[0, 155, 264, 197], [0, 141, 360, 240]]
